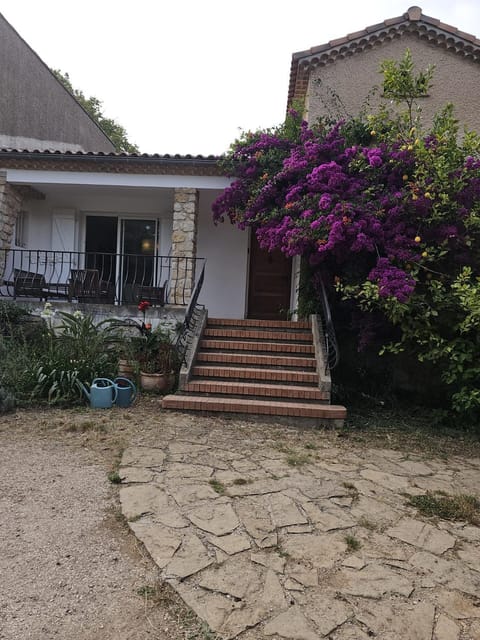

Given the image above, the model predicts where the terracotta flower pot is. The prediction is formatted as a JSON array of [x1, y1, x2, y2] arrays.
[[139, 371, 174, 393], [118, 359, 135, 380]]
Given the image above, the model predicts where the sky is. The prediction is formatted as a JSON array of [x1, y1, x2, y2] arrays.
[[1, 0, 480, 156]]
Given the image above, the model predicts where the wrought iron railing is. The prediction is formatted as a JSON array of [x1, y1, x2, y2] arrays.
[[318, 277, 340, 374], [175, 262, 206, 364], [0, 249, 205, 307]]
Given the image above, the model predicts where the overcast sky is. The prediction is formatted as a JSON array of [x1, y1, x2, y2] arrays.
[[1, 0, 480, 155]]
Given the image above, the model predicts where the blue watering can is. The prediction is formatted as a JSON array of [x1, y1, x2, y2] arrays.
[[114, 377, 137, 408], [80, 378, 117, 409]]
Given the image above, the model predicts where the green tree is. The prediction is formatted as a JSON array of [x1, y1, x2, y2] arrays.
[[52, 69, 139, 153]]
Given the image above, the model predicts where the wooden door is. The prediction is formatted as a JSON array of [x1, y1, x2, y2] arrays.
[[247, 234, 292, 319]]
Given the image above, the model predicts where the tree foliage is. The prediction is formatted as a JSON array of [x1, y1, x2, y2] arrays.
[[213, 50, 480, 417], [52, 69, 139, 153]]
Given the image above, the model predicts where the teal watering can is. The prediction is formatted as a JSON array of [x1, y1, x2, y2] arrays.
[[80, 378, 117, 409], [114, 377, 137, 408]]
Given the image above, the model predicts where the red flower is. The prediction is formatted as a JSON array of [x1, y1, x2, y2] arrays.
[[138, 300, 150, 312]]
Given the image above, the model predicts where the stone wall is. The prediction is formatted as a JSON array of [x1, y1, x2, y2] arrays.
[[0, 170, 22, 279], [170, 188, 198, 304]]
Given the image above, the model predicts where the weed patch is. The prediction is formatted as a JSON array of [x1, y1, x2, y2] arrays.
[[407, 492, 479, 525], [345, 534, 361, 551], [108, 471, 122, 484], [209, 479, 226, 495], [357, 516, 378, 531], [286, 452, 311, 467]]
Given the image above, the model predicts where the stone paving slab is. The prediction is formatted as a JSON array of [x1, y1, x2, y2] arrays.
[[119, 425, 480, 639]]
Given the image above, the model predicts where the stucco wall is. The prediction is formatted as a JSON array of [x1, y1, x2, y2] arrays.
[[307, 34, 480, 133], [0, 14, 115, 152], [197, 191, 249, 319]]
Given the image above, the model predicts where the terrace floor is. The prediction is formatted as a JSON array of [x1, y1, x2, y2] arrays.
[[118, 410, 480, 640]]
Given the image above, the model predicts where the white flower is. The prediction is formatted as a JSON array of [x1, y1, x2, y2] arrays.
[[40, 302, 55, 318]]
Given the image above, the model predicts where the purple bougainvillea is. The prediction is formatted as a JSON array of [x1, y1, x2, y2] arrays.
[[213, 111, 480, 304]]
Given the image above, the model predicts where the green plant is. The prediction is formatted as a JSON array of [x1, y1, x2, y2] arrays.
[[136, 585, 156, 597], [108, 471, 122, 484], [358, 516, 377, 531], [286, 452, 311, 467], [209, 479, 226, 495], [0, 307, 126, 406], [345, 534, 361, 551], [273, 545, 290, 559], [0, 386, 15, 413], [407, 492, 479, 525]]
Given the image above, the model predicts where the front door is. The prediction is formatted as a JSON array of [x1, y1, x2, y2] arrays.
[[247, 234, 292, 320]]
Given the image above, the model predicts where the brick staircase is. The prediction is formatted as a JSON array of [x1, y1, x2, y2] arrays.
[[162, 317, 346, 425]]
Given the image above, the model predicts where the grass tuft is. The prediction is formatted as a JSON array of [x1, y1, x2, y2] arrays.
[[286, 452, 311, 467], [209, 479, 226, 495], [407, 492, 479, 525], [345, 534, 361, 551], [108, 471, 122, 484]]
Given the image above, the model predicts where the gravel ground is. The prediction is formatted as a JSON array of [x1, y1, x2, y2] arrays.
[[0, 404, 212, 640]]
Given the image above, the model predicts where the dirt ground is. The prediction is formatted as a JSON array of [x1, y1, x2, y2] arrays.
[[0, 399, 223, 640], [0, 399, 479, 640]]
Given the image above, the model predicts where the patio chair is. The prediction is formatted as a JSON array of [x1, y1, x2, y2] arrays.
[[136, 281, 168, 306], [13, 269, 49, 300], [68, 269, 114, 303]]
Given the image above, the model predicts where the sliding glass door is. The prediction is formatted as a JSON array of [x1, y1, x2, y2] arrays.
[[85, 216, 159, 304], [120, 219, 159, 303]]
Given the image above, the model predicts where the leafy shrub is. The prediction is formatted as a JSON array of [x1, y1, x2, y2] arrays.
[[29, 311, 121, 405], [0, 309, 123, 406], [0, 386, 15, 413]]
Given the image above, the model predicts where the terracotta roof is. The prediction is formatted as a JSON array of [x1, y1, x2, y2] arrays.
[[288, 5, 480, 107], [0, 148, 223, 176]]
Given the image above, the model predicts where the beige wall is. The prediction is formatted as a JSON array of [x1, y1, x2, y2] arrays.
[[307, 33, 480, 133]]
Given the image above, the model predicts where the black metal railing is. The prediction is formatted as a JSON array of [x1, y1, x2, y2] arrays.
[[175, 262, 206, 364], [318, 277, 339, 374], [0, 249, 205, 307]]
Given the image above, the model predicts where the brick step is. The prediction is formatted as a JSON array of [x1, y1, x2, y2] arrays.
[[162, 395, 346, 420], [199, 339, 315, 355], [195, 351, 317, 369], [203, 328, 313, 343], [183, 380, 330, 401], [191, 365, 318, 384], [207, 317, 311, 330]]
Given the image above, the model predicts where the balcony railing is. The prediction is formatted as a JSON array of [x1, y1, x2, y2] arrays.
[[0, 249, 205, 307]]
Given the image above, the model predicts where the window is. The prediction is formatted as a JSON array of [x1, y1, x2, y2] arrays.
[[15, 210, 28, 247]]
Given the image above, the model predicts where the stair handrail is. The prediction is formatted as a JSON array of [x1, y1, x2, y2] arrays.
[[175, 261, 206, 365], [318, 277, 339, 374]]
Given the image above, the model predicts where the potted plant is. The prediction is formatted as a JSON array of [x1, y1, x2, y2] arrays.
[[137, 327, 179, 392]]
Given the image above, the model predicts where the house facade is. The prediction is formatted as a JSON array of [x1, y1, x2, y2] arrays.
[[2, 6, 480, 324], [0, 152, 249, 319], [289, 6, 480, 133]]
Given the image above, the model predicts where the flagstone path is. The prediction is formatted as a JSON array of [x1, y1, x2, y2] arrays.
[[119, 419, 480, 640]]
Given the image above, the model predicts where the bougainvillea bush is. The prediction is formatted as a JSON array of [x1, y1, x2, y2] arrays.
[[213, 53, 480, 417]]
